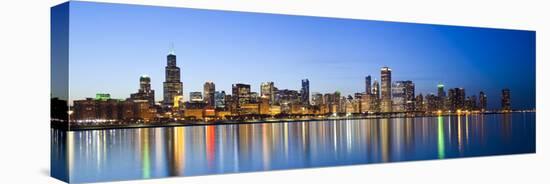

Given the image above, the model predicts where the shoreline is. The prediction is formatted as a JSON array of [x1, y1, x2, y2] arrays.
[[51, 111, 535, 131]]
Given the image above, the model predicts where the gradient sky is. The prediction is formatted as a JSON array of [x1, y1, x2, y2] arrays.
[[65, 1, 535, 110]]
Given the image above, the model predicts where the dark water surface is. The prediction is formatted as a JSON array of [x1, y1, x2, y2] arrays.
[[52, 113, 535, 183]]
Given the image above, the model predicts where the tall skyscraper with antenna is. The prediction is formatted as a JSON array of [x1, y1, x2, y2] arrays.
[[163, 46, 183, 107]]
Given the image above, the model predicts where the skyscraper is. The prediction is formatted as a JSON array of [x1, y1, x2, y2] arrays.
[[130, 75, 155, 105], [458, 88, 465, 109], [275, 89, 301, 105], [203, 81, 215, 106], [162, 53, 183, 107], [392, 80, 415, 112], [311, 92, 323, 106], [501, 88, 511, 111], [365, 75, 372, 95], [415, 93, 424, 112], [447, 88, 457, 111], [479, 91, 487, 112], [250, 92, 260, 103], [447, 88, 465, 112], [437, 83, 445, 98], [275, 89, 301, 113], [260, 82, 275, 104], [380, 67, 392, 112], [372, 79, 380, 99], [371, 78, 381, 112], [425, 94, 438, 112], [465, 95, 477, 111], [214, 91, 226, 109], [301, 79, 310, 105], [437, 83, 446, 110], [404, 81, 415, 112], [232, 83, 251, 105]]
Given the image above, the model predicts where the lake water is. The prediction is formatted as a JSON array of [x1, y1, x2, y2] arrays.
[[51, 113, 535, 183]]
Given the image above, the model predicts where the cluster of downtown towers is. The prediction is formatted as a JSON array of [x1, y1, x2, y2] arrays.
[[71, 52, 513, 124]]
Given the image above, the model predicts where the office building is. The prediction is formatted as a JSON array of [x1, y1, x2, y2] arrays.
[[501, 88, 511, 111], [479, 91, 487, 112], [447, 88, 465, 112], [301, 79, 310, 105], [162, 53, 183, 107], [311, 92, 323, 106], [130, 75, 155, 105], [392, 80, 415, 112], [437, 83, 446, 110], [232, 83, 251, 105], [415, 94, 424, 112], [214, 91, 226, 109], [203, 81, 215, 106], [189, 92, 203, 102], [380, 67, 392, 112], [260, 82, 275, 104], [365, 75, 372, 95]]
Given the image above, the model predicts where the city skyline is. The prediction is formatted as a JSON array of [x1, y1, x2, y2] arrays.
[[66, 1, 535, 110], [70, 53, 520, 112]]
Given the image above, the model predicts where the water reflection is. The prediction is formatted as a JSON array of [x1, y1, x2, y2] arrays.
[[52, 113, 535, 183], [437, 116, 445, 159]]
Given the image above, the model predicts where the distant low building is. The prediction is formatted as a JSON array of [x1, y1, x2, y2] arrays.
[[216, 110, 232, 120], [72, 96, 156, 124], [269, 105, 281, 115], [240, 103, 260, 115], [73, 98, 100, 122], [290, 104, 307, 115], [184, 108, 203, 120]]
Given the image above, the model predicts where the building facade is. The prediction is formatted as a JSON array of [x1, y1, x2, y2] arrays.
[[189, 92, 203, 102], [447, 88, 465, 112], [501, 88, 511, 111], [380, 67, 392, 112], [232, 83, 251, 105], [130, 75, 155, 105], [301, 79, 310, 105], [437, 83, 446, 110], [214, 91, 226, 109], [479, 91, 487, 112], [365, 75, 372, 95], [162, 53, 183, 107], [392, 80, 415, 112], [203, 81, 215, 106], [260, 82, 275, 104]]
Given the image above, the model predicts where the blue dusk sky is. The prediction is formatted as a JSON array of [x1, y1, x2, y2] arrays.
[[64, 1, 535, 110]]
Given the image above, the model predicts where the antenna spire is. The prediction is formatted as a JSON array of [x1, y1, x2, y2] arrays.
[[169, 42, 175, 55]]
